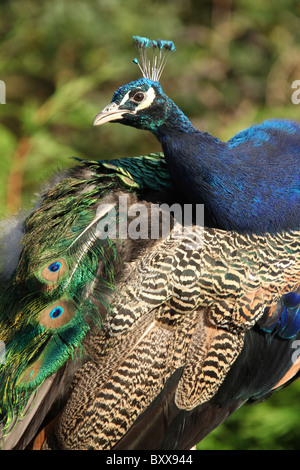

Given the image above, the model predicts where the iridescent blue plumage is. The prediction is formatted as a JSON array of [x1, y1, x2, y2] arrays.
[[95, 38, 300, 235], [261, 292, 300, 339]]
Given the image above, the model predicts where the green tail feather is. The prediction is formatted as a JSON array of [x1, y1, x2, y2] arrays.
[[0, 151, 171, 435]]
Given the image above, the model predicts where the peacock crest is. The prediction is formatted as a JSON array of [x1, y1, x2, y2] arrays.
[[132, 35, 176, 82]]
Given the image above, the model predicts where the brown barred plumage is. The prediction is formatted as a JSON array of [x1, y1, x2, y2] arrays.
[[1, 154, 299, 450], [44, 226, 299, 450]]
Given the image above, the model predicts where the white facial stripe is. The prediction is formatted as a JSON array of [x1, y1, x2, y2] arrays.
[[135, 87, 156, 111], [119, 87, 156, 113], [119, 90, 131, 106]]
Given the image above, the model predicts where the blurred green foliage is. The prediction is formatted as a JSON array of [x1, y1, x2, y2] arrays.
[[0, 0, 300, 450]]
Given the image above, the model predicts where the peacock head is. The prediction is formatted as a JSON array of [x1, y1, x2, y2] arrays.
[[93, 77, 173, 132], [93, 36, 178, 135]]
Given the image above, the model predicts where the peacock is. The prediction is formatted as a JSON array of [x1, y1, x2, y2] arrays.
[[44, 223, 300, 450], [94, 36, 300, 235], [0, 36, 299, 450], [0, 153, 299, 450]]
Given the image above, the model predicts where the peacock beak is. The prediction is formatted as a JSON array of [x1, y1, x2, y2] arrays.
[[93, 102, 127, 126]]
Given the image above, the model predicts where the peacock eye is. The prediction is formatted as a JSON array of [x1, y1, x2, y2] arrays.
[[48, 262, 61, 273], [133, 92, 145, 102], [49, 306, 64, 319]]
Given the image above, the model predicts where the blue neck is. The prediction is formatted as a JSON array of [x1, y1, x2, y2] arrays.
[[152, 101, 224, 188], [153, 99, 198, 138], [149, 104, 300, 234], [152, 102, 224, 202]]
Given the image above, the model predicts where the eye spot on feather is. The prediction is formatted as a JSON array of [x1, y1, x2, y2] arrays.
[[18, 359, 43, 385], [48, 262, 61, 273], [40, 258, 67, 283], [49, 306, 64, 319], [40, 299, 75, 329]]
